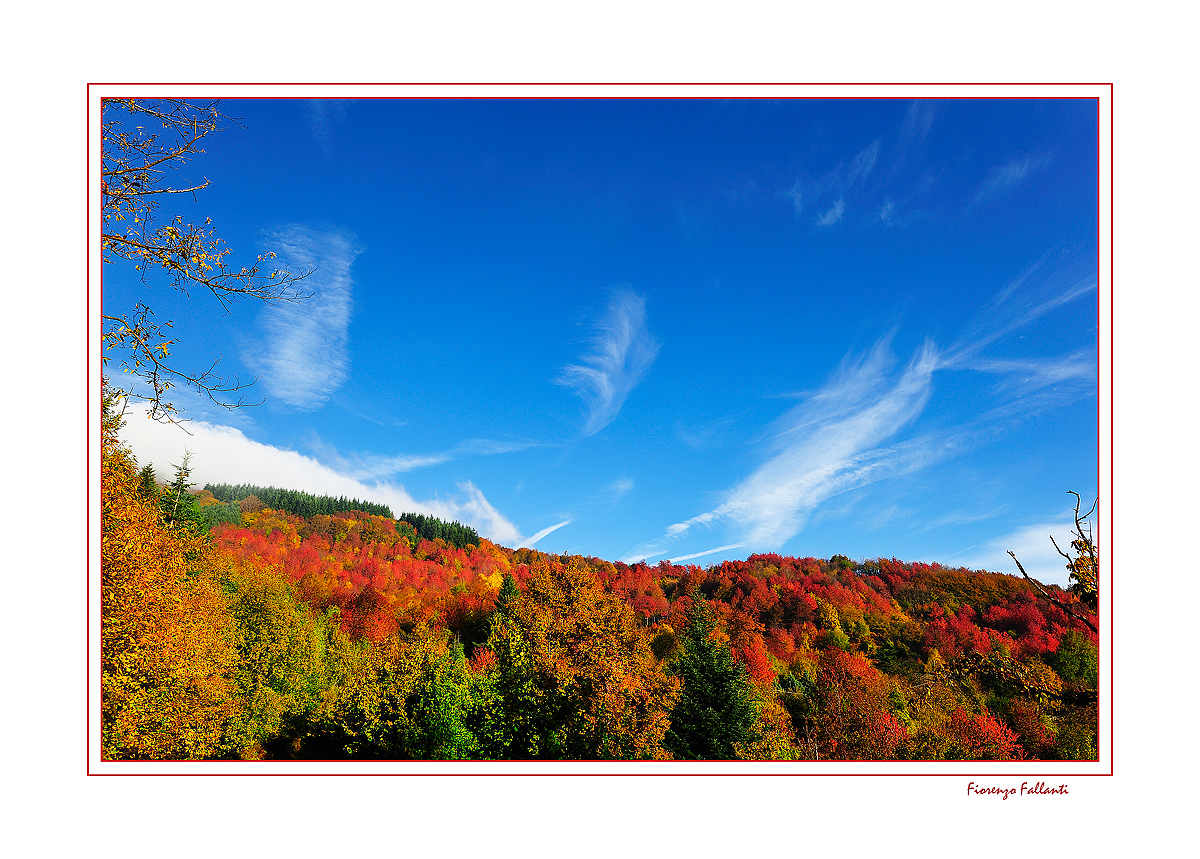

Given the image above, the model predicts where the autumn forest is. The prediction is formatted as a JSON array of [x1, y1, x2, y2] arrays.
[[97, 98, 1102, 765], [100, 392, 1100, 763]]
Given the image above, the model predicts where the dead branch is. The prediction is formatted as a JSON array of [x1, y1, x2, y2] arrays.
[[1007, 549, 1097, 634]]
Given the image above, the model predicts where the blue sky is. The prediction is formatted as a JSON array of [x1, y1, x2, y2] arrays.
[[107, 97, 1099, 585]]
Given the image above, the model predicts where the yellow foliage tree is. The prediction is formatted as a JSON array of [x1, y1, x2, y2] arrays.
[[479, 562, 680, 759], [101, 396, 243, 759]]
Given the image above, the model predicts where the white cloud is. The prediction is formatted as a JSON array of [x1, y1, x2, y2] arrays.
[[632, 252, 1098, 569], [713, 341, 939, 546], [816, 199, 845, 226], [555, 288, 660, 436], [973, 351, 1095, 393], [941, 275, 1097, 369], [650, 337, 941, 553], [787, 181, 804, 214], [896, 101, 936, 158], [791, 139, 880, 225], [305, 100, 348, 153], [953, 520, 1081, 588], [452, 438, 546, 457], [520, 519, 574, 548], [113, 401, 524, 545], [972, 153, 1052, 206], [608, 477, 634, 502], [847, 140, 880, 186], [618, 549, 667, 565], [246, 225, 360, 410], [308, 443, 453, 480], [299, 433, 543, 482], [676, 415, 739, 451], [670, 543, 748, 564], [433, 481, 523, 546], [989, 253, 1049, 309]]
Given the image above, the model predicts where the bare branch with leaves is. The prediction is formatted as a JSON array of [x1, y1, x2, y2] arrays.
[[101, 97, 312, 422]]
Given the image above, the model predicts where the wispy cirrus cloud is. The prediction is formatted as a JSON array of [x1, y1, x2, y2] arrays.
[[302, 433, 547, 482], [556, 288, 659, 436], [520, 519, 574, 548], [453, 437, 547, 458], [689, 339, 939, 547], [608, 477, 635, 503], [670, 543, 748, 564], [437, 482, 523, 546], [629, 337, 943, 560], [676, 415, 741, 451], [300, 434, 453, 480], [630, 251, 1096, 564], [847, 140, 880, 186], [792, 103, 938, 230], [791, 139, 880, 226], [940, 272, 1097, 370], [816, 199, 846, 226], [247, 225, 361, 410], [971, 153, 1052, 207], [786, 102, 942, 231], [895, 101, 936, 163], [305, 100, 349, 153], [973, 351, 1095, 394]]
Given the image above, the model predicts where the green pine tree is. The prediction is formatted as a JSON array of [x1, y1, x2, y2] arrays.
[[663, 599, 760, 760], [161, 452, 205, 533], [136, 463, 159, 500]]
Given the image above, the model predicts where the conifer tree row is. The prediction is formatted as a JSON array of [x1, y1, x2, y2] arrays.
[[395, 512, 481, 550], [204, 483, 393, 519]]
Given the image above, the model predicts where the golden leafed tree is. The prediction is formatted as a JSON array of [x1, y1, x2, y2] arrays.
[[101, 395, 243, 759]]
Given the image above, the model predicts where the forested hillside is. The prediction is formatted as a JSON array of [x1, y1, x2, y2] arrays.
[[101, 408, 1099, 762]]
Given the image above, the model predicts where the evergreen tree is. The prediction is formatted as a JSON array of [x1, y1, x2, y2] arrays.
[[201, 501, 244, 530], [663, 599, 760, 759], [136, 464, 159, 500], [161, 453, 205, 533]]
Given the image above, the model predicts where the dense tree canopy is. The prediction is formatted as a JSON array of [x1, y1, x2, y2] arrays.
[[100, 403, 1100, 762]]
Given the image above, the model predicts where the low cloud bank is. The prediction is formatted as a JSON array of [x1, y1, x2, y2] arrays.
[[113, 402, 522, 545]]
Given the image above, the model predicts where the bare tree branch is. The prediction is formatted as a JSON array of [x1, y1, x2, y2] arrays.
[[1007, 490, 1099, 634], [1007, 550, 1097, 634]]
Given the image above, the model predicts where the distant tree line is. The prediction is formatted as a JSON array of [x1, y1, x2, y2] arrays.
[[204, 483, 393, 519], [396, 512, 480, 550], [202, 483, 480, 549]]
